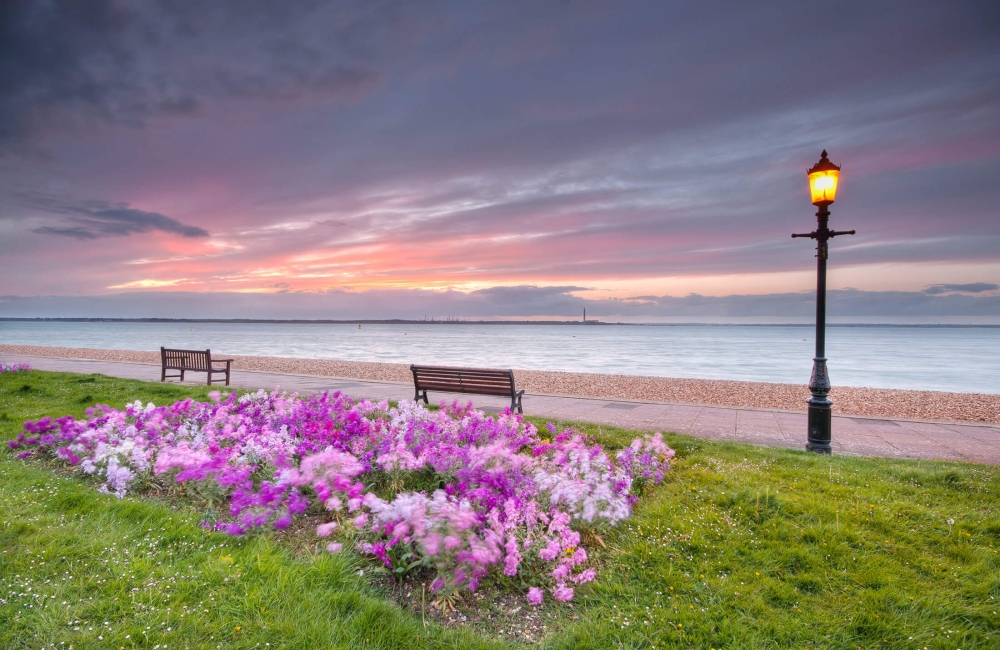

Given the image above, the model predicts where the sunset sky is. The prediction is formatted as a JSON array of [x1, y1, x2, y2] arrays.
[[1, 1, 998, 320]]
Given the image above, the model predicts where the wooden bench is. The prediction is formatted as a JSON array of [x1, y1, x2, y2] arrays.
[[410, 364, 525, 414], [160, 347, 233, 386]]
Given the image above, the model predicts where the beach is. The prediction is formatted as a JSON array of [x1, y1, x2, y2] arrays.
[[3, 320, 997, 394], [3, 343, 997, 424]]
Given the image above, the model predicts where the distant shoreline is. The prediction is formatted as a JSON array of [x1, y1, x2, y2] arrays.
[[1, 317, 996, 328]]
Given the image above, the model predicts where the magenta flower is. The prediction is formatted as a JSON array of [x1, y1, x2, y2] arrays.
[[552, 585, 574, 602], [14, 388, 673, 603]]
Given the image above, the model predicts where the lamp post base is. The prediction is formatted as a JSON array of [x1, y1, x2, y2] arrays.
[[805, 356, 833, 454], [805, 398, 833, 454]]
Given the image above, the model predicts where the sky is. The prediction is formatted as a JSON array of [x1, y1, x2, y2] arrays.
[[1, 0, 999, 321]]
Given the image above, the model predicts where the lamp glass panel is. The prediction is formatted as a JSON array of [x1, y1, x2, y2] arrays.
[[809, 169, 839, 204]]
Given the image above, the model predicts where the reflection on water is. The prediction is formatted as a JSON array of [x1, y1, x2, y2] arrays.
[[1, 321, 996, 394]]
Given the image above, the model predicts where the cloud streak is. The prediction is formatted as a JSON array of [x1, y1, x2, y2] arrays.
[[24, 197, 208, 239], [923, 283, 999, 295]]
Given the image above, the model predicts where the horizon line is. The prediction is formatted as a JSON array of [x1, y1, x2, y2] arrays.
[[2, 317, 998, 328]]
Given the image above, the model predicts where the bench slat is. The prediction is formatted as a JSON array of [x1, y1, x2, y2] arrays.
[[415, 375, 512, 383], [412, 368, 513, 376], [410, 383, 510, 397], [413, 375, 511, 384], [411, 365, 512, 374]]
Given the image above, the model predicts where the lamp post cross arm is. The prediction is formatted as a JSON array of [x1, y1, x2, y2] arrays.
[[790, 228, 856, 239]]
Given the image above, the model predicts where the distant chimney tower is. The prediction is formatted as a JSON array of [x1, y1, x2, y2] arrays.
[[583, 308, 586, 322]]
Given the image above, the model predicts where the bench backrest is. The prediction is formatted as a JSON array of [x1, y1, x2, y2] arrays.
[[161, 347, 212, 371], [410, 364, 516, 397]]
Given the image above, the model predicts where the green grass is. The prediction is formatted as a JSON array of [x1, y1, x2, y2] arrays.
[[2, 370, 999, 649]]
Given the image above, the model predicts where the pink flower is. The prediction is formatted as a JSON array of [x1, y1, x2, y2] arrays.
[[14, 386, 672, 603], [552, 585, 574, 602], [316, 522, 338, 537], [422, 533, 442, 556]]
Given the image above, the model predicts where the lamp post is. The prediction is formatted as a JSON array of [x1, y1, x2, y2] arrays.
[[792, 150, 855, 454]]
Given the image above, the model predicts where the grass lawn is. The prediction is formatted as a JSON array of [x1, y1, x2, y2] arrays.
[[1, 370, 998, 649]]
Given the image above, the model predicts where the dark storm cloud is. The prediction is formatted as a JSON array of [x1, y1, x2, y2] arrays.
[[26, 196, 208, 239], [923, 283, 999, 295], [0, 0, 394, 152]]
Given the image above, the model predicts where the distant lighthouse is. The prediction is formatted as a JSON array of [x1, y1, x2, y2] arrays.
[[583, 308, 586, 323]]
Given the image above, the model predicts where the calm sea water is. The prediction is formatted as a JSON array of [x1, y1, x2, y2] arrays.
[[1, 321, 996, 394]]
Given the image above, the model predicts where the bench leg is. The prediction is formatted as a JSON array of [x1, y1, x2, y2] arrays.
[[161, 366, 166, 382], [511, 393, 523, 415]]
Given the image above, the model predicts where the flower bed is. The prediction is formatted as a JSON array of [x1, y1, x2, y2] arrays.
[[0, 362, 31, 373], [10, 389, 673, 604]]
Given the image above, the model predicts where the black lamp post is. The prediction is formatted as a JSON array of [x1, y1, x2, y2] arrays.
[[792, 150, 855, 454]]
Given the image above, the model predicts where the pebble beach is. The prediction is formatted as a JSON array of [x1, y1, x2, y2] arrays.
[[3, 343, 997, 424]]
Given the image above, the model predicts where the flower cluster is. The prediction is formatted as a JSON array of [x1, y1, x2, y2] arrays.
[[10, 389, 673, 604], [0, 362, 31, 373]]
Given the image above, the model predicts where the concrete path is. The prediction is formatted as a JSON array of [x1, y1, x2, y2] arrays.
[[4, 353, 998, 465]]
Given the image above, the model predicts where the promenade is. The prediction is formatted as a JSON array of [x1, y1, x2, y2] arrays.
[[3, 352, 998, 465]]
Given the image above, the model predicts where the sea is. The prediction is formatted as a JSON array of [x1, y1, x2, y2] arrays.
[[1, 320, 997, 394]]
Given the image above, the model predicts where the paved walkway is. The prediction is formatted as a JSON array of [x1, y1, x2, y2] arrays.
[[4, 353, 998, 465]]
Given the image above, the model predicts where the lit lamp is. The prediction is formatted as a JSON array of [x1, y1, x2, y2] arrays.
[[808, 153, 840, 205], [792, 150, 855, 453]]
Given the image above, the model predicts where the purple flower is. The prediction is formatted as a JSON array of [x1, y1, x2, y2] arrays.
[[552, 585, 574, 602], [13, 388, 672, 603], [316, 522, 338, 537]]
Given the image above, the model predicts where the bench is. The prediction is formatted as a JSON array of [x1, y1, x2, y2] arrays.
[[160, 347, 233, 386], [410, 364, 525, 414]]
